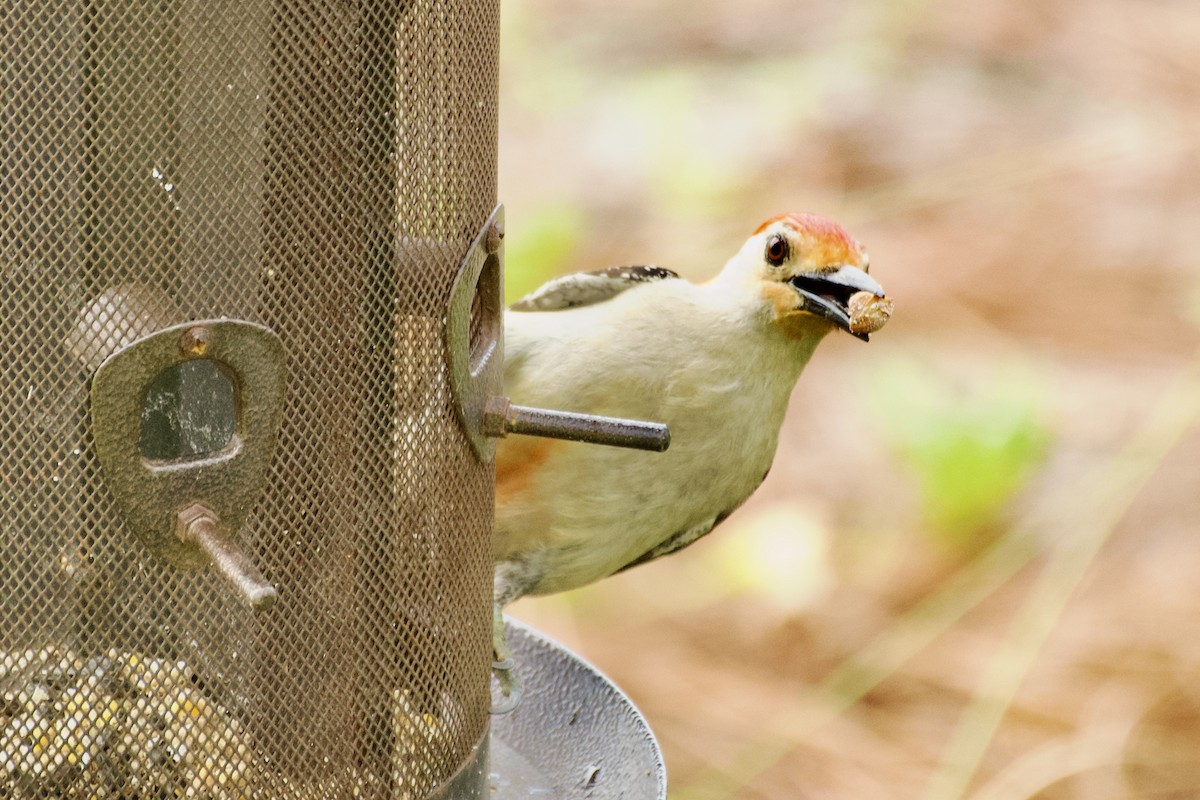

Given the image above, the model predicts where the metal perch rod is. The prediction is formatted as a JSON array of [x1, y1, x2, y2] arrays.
[[484, 396, 671, 452]]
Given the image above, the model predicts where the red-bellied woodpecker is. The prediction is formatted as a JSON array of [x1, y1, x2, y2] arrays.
[[490, 211, 891, 711]]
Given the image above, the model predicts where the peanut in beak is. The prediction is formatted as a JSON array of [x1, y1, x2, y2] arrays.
[[848, 291, 894, 335]]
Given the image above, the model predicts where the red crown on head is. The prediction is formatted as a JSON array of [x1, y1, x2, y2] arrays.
[[754, 212, 865, 267]]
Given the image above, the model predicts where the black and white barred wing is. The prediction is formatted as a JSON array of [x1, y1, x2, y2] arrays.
[[509, 265, 679, 312]]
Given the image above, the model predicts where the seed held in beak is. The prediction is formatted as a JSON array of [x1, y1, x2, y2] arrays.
[[848, 291, 893, 336]]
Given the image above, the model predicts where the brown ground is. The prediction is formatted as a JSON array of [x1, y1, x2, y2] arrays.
[[498, 1, 1200, 797]]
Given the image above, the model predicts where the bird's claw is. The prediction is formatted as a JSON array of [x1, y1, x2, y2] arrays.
[[491, 601, 524, 715], [490, 656, 523, 715]]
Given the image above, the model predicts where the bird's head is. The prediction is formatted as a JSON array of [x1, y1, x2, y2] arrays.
[[722, 211, 887, 341]]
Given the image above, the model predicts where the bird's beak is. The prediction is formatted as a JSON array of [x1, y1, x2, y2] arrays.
[[788, 266, 885, 342]]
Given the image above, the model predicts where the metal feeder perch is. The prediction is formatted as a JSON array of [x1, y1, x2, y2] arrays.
[[2, 2, 666, 798]]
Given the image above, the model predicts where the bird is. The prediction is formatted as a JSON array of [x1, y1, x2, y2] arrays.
[[490, 211, 890, 711]]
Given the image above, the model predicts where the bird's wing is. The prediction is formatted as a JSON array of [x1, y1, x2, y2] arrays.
[[509, 265, 680, 311], [617, 509, 734, 574], [617, 461, 773, 574]]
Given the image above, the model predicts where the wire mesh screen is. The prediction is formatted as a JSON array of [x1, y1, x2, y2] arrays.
[[2, 0, 499, 797]]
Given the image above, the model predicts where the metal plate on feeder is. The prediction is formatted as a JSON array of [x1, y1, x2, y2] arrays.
[[490, 619, 667, 800]]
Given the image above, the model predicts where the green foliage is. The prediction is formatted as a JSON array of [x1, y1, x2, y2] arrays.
[[503, 203, 586, 305], [867, 353, 1051, 549]]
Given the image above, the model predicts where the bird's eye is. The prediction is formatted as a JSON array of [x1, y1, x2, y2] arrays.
[[765, 234, 790, 266]]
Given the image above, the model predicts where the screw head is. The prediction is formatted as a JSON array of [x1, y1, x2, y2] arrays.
[[485, 222, 505, 255], [180, 326, 211, 358]]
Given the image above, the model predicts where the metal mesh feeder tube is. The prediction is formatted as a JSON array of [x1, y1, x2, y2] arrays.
[[4, 1, 666, 797], [4, 1, 497, 796]]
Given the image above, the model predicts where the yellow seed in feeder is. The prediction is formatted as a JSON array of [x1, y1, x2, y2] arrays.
[[28, 684, 50, 707]]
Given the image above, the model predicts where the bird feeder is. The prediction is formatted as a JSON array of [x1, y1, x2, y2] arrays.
[[2, 2, 664, 798]]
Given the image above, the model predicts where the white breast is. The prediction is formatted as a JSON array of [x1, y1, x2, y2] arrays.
[[495, 279, 820, 597]]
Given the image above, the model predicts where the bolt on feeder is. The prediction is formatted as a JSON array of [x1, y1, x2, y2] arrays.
[[3, 2, 664, 799]]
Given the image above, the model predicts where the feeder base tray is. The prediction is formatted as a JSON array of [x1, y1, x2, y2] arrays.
[[489, 619, 666, 800]]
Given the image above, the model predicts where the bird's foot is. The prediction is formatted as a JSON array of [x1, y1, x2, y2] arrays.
[[490, 602, 524, 715], [491, 657, 523, 715]]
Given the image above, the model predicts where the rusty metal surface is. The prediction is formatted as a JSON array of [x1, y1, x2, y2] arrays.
[[446, 206, 505, 463], [90, 320, 285, 576], [489, 620, 667, 800], [2, 0, 499, 796]]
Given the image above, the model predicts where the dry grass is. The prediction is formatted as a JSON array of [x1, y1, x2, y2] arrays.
[[498, 1, 1200, 797]]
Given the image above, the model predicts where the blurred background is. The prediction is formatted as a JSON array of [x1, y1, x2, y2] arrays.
[[496, 0, 1200, 797]]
